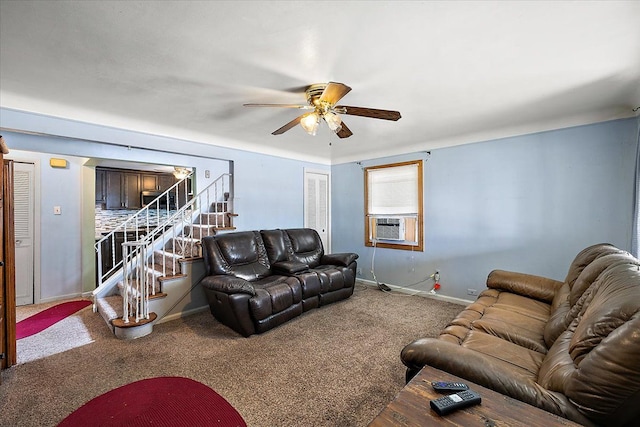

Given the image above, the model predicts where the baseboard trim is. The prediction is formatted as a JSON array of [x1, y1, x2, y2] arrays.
[[38, 292, 84, 304], [357, 279, 472, 306], [156, 305, 209, 324]]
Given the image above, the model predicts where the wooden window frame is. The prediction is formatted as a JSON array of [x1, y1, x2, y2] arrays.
[[364, 160, 423, 251]]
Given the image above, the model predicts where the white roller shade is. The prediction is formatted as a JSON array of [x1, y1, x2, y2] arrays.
[[367, 163, 419, 215]]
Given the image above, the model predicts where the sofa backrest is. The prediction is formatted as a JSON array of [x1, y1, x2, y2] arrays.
[[285, 228, 324, 268], [563, 243, 621, 290], [545, 247, 634, 347], [260, 229, 293, 264], [538, 261, 640, 426], [201, 231, 271, 281]]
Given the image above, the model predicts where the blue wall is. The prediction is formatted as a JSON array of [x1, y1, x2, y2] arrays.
[[331, 118, 638, 300], [2, 106, 637, 303], [1, 108, 328, 301]]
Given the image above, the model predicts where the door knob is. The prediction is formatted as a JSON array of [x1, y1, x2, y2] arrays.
[[15, 239, 22, 245]]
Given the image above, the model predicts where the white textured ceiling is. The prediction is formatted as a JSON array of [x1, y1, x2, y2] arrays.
[[1, 1, 639, 164]]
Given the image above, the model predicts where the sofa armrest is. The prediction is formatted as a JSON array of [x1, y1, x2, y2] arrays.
[[486, 269, 563, 303], [321, 252, 359, 267], [272, 261, 309, 275], [200, 275, 256, 296], [401, 338, 589, 423]]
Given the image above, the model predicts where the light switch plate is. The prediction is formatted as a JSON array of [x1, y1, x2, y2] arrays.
[[54, 206, 61, 215]]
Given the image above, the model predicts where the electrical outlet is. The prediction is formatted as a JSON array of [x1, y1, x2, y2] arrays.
[[357, 268, 362, 276], [467, 289, 478, 296]]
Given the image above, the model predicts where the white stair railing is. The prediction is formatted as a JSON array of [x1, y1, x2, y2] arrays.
[[97, 173, 232, 325], [95, 173, 194, 287], [121, 242, 149, 323]]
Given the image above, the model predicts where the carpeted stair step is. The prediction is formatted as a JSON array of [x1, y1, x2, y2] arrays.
[[183, 223, 218, 239], [197, 212, 237, 229], [96, 295, 124, 327], [153, 249, 182, 265], [117, 279, 167, 301], [164, 236, 201, 258], [103, 290, 159, 339], [111, 312, 157, 329]]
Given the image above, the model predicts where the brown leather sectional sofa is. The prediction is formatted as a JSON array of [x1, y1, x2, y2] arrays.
[[200, 228, 358, 336], [401, 243, 640, 426]]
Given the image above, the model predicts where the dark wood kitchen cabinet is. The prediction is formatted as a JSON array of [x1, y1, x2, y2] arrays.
[[142, 173, 175, 192], [98, 167, 178, 210], [105, 170, 123, 209], [141, 174, 158, 191], [158, 174, 176, 192], [95, 168, 106, 203], [123, 173, 141, 209], [104, 170, 141, 209]]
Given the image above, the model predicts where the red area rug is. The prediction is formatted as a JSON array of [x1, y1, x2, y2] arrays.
[[16, 300, 92, 339], [57, 377, 247, 427]]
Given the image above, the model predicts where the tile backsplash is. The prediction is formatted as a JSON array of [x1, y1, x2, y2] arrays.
[[95, 204, 176, 237]]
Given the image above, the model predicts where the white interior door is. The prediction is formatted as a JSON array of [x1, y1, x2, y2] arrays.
[[14, 162, 34, 306], [304, 169, 330, 253]]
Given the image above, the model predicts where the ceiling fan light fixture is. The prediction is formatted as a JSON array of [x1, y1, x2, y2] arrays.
[[244, 81, 400, 139], [323, 111, 342, 132], [173, 167, 191, 180], [300, 112, 320, 136]]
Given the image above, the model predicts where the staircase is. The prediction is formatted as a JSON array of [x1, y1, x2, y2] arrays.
[[93, 173, 236, 339]]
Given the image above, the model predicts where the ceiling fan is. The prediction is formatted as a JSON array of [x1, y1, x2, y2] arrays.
[[243, 82, 401, 138]]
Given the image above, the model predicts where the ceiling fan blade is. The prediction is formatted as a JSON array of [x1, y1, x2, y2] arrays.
[[336, 121, 353, 139], [244, 103, 313, 109], [319, 82, 352, 105], [272, 114, 305, 135], [337, 105, 401, 121]]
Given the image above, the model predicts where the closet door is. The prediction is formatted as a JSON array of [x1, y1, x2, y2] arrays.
[[304, 170, 330, 253], [13, 162, 34, 306]]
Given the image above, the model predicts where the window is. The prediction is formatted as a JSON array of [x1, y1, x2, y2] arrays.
[[365, 160, 423, 251]]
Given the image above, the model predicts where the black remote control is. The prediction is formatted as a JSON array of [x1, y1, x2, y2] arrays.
[[431, 381, 469, 392], [430, 389, 481, 415]]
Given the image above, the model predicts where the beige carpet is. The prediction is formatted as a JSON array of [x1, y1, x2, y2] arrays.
[[0, 284, 463, 426]]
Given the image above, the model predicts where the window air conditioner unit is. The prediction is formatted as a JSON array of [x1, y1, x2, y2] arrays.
[[375, 217, 405, 241]]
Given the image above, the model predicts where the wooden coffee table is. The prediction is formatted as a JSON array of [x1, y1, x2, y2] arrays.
[[368, 365, 582, 426]]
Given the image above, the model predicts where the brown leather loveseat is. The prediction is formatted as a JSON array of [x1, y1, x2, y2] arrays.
[[401, 243, 640, 426], [200, 228, 358, 336]]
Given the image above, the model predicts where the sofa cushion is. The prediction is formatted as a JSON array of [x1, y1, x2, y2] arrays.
[[446, 288, 551, 353], [249, 276, 302, 321], [462, 330, 545, 376], [471, 307, 548, 353]]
